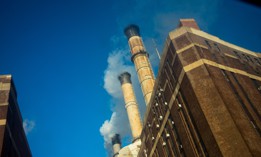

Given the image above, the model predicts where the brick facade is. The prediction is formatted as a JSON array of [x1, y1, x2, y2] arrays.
[[138, 24, 261, 157]]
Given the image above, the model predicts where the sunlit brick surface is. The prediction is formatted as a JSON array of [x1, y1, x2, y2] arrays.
[[138, 23, 261, 157]]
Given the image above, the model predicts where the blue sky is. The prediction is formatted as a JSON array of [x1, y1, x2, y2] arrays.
[[0, 0, 260, 156]]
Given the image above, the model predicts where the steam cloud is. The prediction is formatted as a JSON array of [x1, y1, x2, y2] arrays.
[[100, 0, 221, 156], [23, 119, 35, 135], [100, 50, 145, 156]]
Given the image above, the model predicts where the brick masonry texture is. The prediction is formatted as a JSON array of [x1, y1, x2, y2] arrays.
[[137, 24, 261, 157]]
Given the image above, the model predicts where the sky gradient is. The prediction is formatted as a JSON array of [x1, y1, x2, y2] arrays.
[[0, 0, 261, 156]]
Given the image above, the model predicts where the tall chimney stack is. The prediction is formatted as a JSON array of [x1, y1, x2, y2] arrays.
[[111, 134, 121, 157], [124, 25, 155, 106], [118, 72, 142, 140]]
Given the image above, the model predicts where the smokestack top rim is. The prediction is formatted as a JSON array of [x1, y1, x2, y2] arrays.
[[124, 24, 140, 39], [118, 72, 132, 85], [111, 134, 121, 145]]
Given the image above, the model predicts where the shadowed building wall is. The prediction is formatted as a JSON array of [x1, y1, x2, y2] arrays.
[[0, 75, 32, 157], [124, 25, 155, 106], [137, 19, 261, 157]]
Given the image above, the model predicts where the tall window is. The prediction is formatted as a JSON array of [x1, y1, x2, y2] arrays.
[[214, 43, 221, 51], [205, 40, 211, 49], [233, 51, 241, 59]]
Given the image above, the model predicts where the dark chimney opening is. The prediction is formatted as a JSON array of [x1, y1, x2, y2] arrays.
[[124, 24, 140, 39], [118, 72, 132, 85], [111, 134, 121, 145]]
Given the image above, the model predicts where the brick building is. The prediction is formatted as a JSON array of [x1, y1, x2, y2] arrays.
[[0, 75, 32, 156], [135, 19, 261, 157]]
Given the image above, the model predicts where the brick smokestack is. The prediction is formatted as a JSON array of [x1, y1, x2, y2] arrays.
[[124, 25, 155, 106], [118, 72, 142, 140], [178, 19, 200, 30], [111, 134, 121, 157]]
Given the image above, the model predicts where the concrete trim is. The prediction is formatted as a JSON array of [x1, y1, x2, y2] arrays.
[[183, 60, 204, 72], [0, 119, 6, 125], [183, 59, 261, 81], [0, 75, 12, 79], [176, 43, 208, 54], [190, 28, 258, 57], [0, 103, 9, 106], [169, 27, 258, 57], [0, 83, 11, 90], [224, 53, 238, 59]]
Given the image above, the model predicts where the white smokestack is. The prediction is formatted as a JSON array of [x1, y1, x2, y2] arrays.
[[111, 134, 121, 157], [124, 25, 155, 106], [118, 72, 143, 140]]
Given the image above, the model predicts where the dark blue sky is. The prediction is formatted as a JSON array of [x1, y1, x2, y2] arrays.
[[0, 0, 260, 156]]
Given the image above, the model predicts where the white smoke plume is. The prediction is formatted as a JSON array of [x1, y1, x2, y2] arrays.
[[23, 119, 35, 135], [100, 0, 222, 156], [103, 50, 134, 99], [100, 49, 146, 156]]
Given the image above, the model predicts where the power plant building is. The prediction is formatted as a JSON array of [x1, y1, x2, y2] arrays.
[[136, 19, 261, 157], [0, 75, 32, 156], [112, 19, 261, 157]]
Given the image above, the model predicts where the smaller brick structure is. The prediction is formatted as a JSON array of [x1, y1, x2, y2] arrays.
[[0, 75, 32, 157]]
